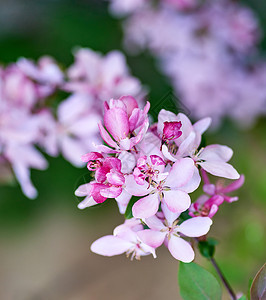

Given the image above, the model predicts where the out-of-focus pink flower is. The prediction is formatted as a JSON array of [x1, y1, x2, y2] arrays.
[[0, 91, 48, 198], [17, 56, 64, 88], [189, 171, 245, 217], [114, 0, 266, 127], [189, 194, 223, 218], [202, 171, 245, 203], [1, 65, 38, 109], [64, 48, 144, 102], [53, 93, 102, 166], [109, 0, 147, 16], [164, 0, 199, 11]]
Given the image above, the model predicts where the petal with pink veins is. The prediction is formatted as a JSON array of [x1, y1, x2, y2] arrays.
[[78, 196, 98, 209], [161, 144, 177, 162], [92, 143, 119, 154], [98, 122, 118, 148], [161, 202, 180, 225], [193, 117, 212, 134], [199, 161, 240, 180], [137, 230, 166, 248], [124, 175, 152, 196], [144, 215, 165, 231], [90, 183, 107, 203], [74, 183, 91, 197], [199, 145, 233, 162], [178, 217, 212, 237], [165, 158, 195, 188], [104, 108, 129, 141], [100, 186, 122, 198], [177, 131, 196, 157], [129, 119, 149, 146], [91, 236, 132, 256], [163, 190, 191, 213], [168, 235, 195, 262], [120, 95, 138, 116], [181, 166, 201, 193], [106, 169, 125, 185], [132, 193, 160, 219], [81, 152, 103, 163]]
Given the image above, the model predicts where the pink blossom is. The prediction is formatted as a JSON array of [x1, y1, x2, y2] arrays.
[[137, 204, 212, 262], [189, 194, 223, 218], [91, 219, 156, 260], [17, 56, 64, 88], [202, 171, 245, 203], [159, 110, 239, 179], [97, 96, 150, 152], [76, 157, 125, 204], [115, 0, 266, 127], [125, 157, 199, 218], [81, 152, 104, 171], [162, 121, 182, 143], [64, 48, 144, 102], [133, 155, 167, 185], [54, 93, 102, 166], [189, 171, 245, 217]]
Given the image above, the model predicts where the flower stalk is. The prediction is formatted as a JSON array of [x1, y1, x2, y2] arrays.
[[209, 257, 237, 300]]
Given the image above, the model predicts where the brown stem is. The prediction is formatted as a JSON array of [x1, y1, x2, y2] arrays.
[[209, 257, 237, 300]]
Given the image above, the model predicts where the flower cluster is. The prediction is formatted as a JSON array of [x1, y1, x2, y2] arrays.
[[0, 48, 145, 198], [75, 96, 244, 262], [109, 0, 266, 127]]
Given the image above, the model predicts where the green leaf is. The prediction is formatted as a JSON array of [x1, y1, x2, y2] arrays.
[[178, 262, 222, 300], [124, 196, 141, 219], [178, 210, 192, 223], [198, 238, 218, 259], [238, 296, 247, 300], [250, 263, 266, 300]]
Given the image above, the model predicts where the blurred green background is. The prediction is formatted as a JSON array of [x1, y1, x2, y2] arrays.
[[0, 1, 265, 299]]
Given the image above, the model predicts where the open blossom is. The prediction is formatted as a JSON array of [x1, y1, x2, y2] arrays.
[[125, 157, 199, 219], [91, 219, 156, 260], [133, 155, 167, 185], [137, 204, 212, 262], [159, 110, 240, 180], [74, 97, 243, 262]]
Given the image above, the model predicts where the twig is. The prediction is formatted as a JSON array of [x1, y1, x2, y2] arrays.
[[209, 257, 237, 300]]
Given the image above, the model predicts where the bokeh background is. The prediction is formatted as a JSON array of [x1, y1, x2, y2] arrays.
[[0, 1, 265, 299]]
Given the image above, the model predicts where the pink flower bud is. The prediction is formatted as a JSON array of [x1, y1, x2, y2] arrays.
[[162, 121, 182, 142]]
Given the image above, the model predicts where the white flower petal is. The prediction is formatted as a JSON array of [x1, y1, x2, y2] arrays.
[[178, 217, 213, 237], [168, 236, 195, 262]]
